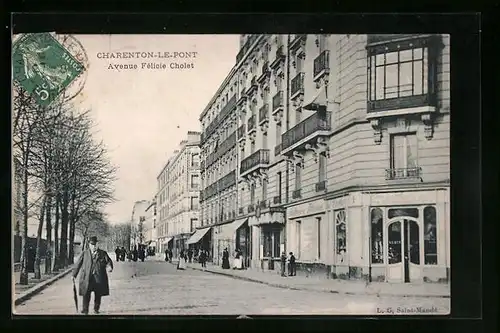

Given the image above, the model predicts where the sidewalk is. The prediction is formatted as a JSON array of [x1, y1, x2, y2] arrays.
[[174, 261, 450, 298], [14, 266, 73, 305]]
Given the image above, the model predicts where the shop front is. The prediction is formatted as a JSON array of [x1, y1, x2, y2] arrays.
[[249, 206, 286, 271], [186, 227, 213, 260], [213, 218, 250, 267], [160, 237, 173, 254], [327, 188, 450, 283], [286, 199, 329, 278]]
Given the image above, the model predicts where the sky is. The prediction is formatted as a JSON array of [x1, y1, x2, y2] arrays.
[[71, 34, 240, 225]]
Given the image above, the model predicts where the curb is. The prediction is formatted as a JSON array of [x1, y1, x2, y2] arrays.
[[184, 264, 450, 299], [14, 267, 73, 306]]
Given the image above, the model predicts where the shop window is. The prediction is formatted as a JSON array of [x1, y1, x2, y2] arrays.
[[424, 206, 438, 265], [371, 208, 384, 264], [262, 225, 281, 258], [335, 210, 346, 263], [388, 207, 419, 219], [388, 222, 402, 264], [408, 220, 420, 264]]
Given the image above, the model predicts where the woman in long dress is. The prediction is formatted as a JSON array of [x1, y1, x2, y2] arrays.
[[177, 251, 187, 270], [221, 248, 230, 269]]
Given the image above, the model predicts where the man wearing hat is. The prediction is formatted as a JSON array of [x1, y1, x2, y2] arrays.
[[72, 236, 113, 315]]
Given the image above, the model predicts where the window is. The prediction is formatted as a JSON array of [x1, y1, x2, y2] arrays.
[[388, 222, 402, 264], [295, 166, 301, 190], [296, 220, 301, 258], [276, 75, 283, 91], [262, 225, 281, 258], [318, 152, 326, 182], [367, 37, 438, 111], [390, 133, 418, 177], [262, 179, 267, 201], [190, 175, 200, 189], [250, 183, 255, 205], [250, 141, 255, 154], [190, 197, 199, 210], [277, 172, 282, 199], [192, 153, 199, 166], [335, 210, 347, 263], [424, 206, 437, 265], [316, 217, 321, 259], [371, 208, 384, 264]]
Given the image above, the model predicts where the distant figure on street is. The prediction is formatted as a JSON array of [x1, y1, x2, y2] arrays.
[[221, 247, 230, 269], [164, 248, 169, 262], [199, 249, 207, 268], [132, 246, 138, 262], [280, 251, 287, 277], [288, 252, 296, 276], [114, 247, 120, 262], [72, 236, 113, 315], [177, 251, 187, 270], [233, 249, 243, 270], [168, 249, 173, 263], [138, 246, 145, 262], [187, 249, 193, 263], [120, 247, 126, 261]]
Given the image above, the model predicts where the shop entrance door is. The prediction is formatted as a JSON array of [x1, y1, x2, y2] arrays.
[[386, 218, 421, 283]]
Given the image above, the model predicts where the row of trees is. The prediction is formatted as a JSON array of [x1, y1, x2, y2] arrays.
[[108, 223, 132, 251], [13, 85, 117, 285]]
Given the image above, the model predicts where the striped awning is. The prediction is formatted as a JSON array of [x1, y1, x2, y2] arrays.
[[187, 227, 211, 245]]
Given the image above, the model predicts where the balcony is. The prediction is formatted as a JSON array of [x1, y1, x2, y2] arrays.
[[290, 72, 305, 100], [247, 114, 256, 134], [259, 200, 268, 209], [273, 195, 282, 205], [313, 50, 330, 82], [289, 34, 307, 53], [281, 111, 332, 155], [219, 170, 236, 192], [385, 167, 422, 181], [248, 204, 255, 213], [240, 149, 270, 177], [237, 124, 246, 142], [239, 207, 245, 215], [246, 76, 258, 97], [274, 143, 282, 156], [270, 45, 286, 70], [200, 96, 237, 145], [292, 189, 302, 200], [315, 180, 327, 192], [257, 61, 271, 85], [272, 91, 284, 115], [259, 104, 269, 125]]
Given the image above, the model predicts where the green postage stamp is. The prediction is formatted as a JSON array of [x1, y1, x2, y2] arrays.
[[12, 33, 85, 106]]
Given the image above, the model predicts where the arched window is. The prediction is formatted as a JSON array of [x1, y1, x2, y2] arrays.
[[424, 206, 437, 265], [335, 210, 347, 263], [371, 208, 384, 264]]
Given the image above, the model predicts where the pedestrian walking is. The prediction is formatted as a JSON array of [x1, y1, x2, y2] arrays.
[[120, 247, 126, 261], [199, 249, 206, 268], [168, 249, 173, 263], [71, 236, 113, 315], [114, 247, 120, 262], [164, 248, 169, 262], [288, 252, 296, 276], [177, 251, 187, 270], [280, 251, 287, 277], [188, 249, 193, 263], [132, 246, 138, 262], [221, 247, 230, 269]]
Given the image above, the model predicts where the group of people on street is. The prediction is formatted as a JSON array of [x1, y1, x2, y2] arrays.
[[221, 248, 244, 270], [166, 248, 210, 270], [164, 248, 173, 263], [114, 245, 146, 263], [280, 251, 297, 277]]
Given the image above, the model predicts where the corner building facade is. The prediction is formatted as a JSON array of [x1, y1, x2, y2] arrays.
[[201, 34, 450, 284]]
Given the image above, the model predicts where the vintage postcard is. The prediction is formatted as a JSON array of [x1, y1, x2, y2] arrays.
[[12, 33, 450, 316]]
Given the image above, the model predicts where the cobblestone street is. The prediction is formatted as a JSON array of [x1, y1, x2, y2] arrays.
[[15, 257, 450, 316]]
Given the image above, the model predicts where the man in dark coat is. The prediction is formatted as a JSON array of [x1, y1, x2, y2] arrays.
[[72, 236, 113, 315]]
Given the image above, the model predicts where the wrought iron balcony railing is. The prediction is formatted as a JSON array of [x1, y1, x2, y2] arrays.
[[273, 195, 282, 205], [274, 143, 282, 156], [259, 104, 269, 124], [272, 91, 284, 114], [248, 204, 255, 213], [238, 124, 246, 140], [240, 149, 270, 175], [236, 34, 259, 63], [248, 114, 256, 132], [281, 111, 332, 152], [385, 167, 422, 180], [270, 45, 286, 70], [291, 72, 305, 98], [313, 50, 330, 80]]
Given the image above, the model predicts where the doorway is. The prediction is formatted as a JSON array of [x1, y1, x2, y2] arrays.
[[386, 218, 421, 283]]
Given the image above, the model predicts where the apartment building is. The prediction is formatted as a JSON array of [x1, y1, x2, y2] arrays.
[[130, 200, 150, 248], [157, 132, 201, 258], [195, 69, 240, 265], [199, 34, 450, 284], [144, 196, 157, 251]]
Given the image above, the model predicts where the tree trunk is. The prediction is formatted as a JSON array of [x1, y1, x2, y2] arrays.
[[68, 196, 76, 265], [45, 194, 52, 275], [19, 157, 30, 285], [34, 197, 47, 279], [53, 193, 60, 272], [59, 189, 69, 268]]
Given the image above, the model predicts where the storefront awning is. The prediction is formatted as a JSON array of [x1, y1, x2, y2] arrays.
[[162, 237, 173, 245], [232, 218, 248, 233], [303, 86, 338, 111], [187, 227, 211, 245]]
